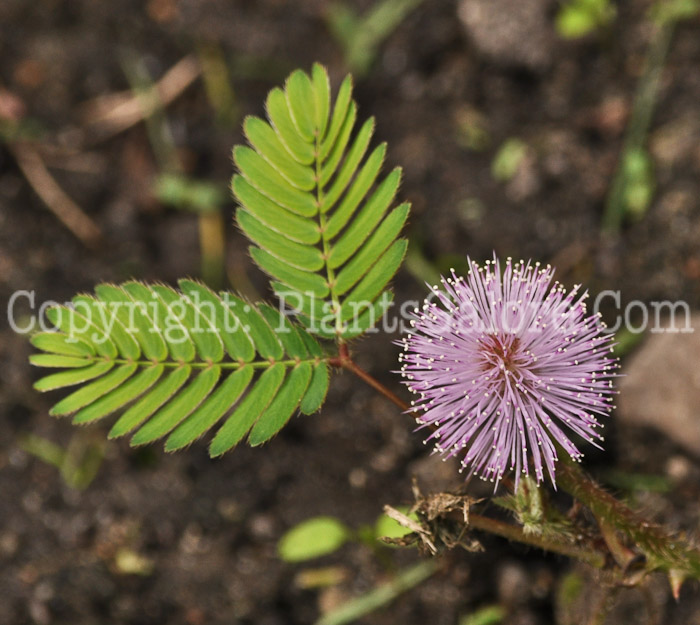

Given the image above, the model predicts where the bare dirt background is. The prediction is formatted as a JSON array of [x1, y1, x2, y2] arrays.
[[1, 1, 700, 623]]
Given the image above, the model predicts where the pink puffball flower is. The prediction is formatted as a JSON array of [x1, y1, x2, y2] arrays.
[[399, 256, 619, 489]]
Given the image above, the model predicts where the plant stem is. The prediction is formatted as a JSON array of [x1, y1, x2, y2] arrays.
[[330, 344, 413, 411], [468, 513, 605, 568], [339, 349, 700, 578], [557, 457, 700, 577], [602, 14, 674, 233], [597, 517, 636, 569], [314, 560, 439, 625]]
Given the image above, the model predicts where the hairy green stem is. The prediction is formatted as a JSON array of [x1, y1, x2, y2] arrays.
[[557, 457, 700, 576], [469, 513, 605, 567], [341, 350, 700, 578]]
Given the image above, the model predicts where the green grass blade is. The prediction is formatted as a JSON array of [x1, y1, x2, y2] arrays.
[[233, 176, 320, 245], [250, 247, 330, 298], [19, 433, 65, 470], [286, 69, 316, 141], [34, 360, 114, 392], [299, 362, 330, 414], [50, 363, 137, 416], [248, 362, 312, 446], [30, 332, 94, 357], [334, 203, 409, 295], [121, 281, 194, 362], [209, 363, 286, 456], [315, 561, 438, 625], [72, 365, 165, 424], [238, 209, 324, 272], [340, 240, 407, 321], [109, 366, 190, 438], [131, 365, 221, 445], [326, 167, 401, 239], [165, 366, 254, 451], [266, 87, 315, 164], [244, 116, 315, 190]]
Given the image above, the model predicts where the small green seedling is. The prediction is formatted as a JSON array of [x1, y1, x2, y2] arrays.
[[277, 508, 417, 564], [326, 0, 424, 76], [20, 432, 104, 490], [555, 0, 616, 39], [491, 138, 528, 183]]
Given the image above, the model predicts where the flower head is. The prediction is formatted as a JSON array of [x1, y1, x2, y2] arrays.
[[399, 256, 618, 488]]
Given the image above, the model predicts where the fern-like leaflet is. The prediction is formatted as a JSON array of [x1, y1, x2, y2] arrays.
[[29, 65, 410, 455], [30, 280, 329, 455], [233, 63, 409, 340]]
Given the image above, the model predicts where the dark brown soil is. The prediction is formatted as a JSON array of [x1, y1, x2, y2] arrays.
[[1, 1, 700, 624]]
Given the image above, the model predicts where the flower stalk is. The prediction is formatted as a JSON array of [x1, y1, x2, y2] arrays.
[[557, 456, 700, 577]]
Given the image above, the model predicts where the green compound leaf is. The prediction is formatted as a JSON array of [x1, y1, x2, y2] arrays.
[[233, 63, 409, 340], [30, 283, 330, 455]]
